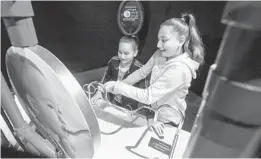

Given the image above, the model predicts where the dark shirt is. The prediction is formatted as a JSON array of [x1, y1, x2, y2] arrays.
[[102, 56, 149, 110]]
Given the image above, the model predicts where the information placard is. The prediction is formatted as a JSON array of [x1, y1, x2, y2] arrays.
[[117, 1, 144, 35]]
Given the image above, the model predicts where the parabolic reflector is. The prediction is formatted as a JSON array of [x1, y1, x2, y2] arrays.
[[6, 45, 101, 158]]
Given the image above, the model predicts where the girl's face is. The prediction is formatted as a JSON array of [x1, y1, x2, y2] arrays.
[[157, 25, 184, 58], [118, 42, 138, 65]]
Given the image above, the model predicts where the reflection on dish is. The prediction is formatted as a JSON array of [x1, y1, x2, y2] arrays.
[[22, 64, 75, 157], [6, 46, 101, 158]]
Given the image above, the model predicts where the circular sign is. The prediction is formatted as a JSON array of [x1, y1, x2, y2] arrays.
[[6, 45, 101, 158], [117, 0, 144, 35]]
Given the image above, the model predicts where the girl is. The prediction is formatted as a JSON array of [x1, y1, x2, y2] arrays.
[[94, 35, 148, 110], [104, 13, 204, 136]]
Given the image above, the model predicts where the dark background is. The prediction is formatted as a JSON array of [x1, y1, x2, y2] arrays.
[[1, 1, 227, 96]]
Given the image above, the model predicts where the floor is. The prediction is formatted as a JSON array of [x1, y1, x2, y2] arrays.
[[74, 67, 202, 132]]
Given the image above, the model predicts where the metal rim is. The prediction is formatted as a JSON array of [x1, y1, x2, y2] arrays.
[[6, 45, 101, 158]]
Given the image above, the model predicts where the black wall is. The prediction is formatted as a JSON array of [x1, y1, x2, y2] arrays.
[[1, 1, 226, 96]]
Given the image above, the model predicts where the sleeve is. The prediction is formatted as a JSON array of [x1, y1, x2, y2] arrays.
[[144, 73, 151, 88], [101, 60, 113, 84], [122, 76, 147, 110], [113, 65, 186, 105], [135, 77, 147, 89], [123, 51, 157, 85]]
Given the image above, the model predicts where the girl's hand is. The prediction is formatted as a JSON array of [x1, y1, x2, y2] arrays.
[[97, 85, 104, 93], [104, 81, 116, 93], [148, 118, 165, 138], [91, 91, 103, 106]]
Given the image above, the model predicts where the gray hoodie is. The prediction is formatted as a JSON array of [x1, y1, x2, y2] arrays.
[[113, 50, 199, 124]]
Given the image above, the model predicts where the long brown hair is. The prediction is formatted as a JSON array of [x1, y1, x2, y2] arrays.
[[161, 13, 205, 65]]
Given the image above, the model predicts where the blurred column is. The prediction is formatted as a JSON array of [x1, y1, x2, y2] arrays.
[[183, 1, 261, 158]]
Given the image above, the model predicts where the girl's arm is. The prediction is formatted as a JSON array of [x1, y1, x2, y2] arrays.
[[123, 51, 158, 85], [101, 60, 113, 84], [99, 59, 114, 102], [113, 65, 186, 105]]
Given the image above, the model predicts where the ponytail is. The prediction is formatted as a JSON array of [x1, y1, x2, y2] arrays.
[[130, 35, 140, 50], [130, 34, 140, 45], [181, 13, 204, 65]]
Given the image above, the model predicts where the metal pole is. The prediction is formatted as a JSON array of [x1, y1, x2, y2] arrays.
[[1, 72, 56, 157]]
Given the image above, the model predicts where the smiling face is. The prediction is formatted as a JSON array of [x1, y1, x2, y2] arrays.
[[157, 25, 185, 58], [118, 42, 138, 66]]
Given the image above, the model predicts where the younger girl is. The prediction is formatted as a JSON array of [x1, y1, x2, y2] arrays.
[[94, 35, 147, 110], [104, 13, 204, 136]]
